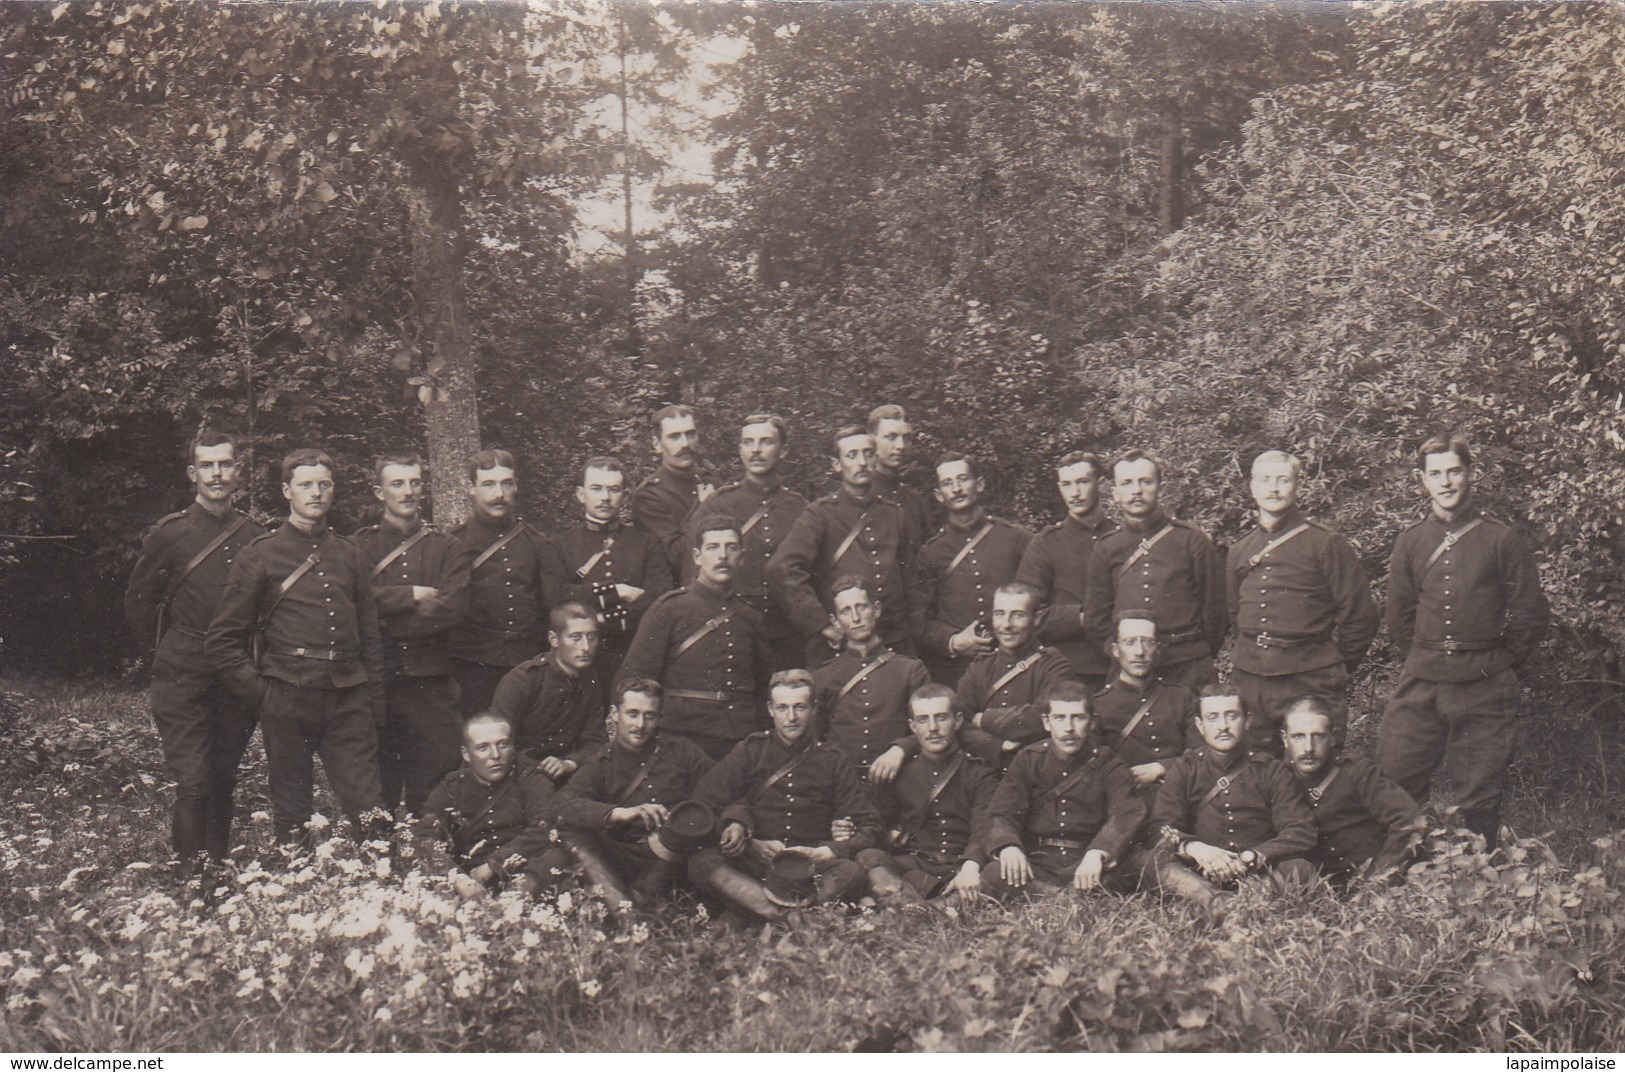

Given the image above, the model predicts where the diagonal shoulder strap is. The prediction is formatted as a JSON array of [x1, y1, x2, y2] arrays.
[[1422, 517, 1485, 576], [1236, 522, 1310, 582], [832, 510, 871, 565], [369, 525, 433, 581], [1036, 752, 1097, 810], [574, 535, 616, 581], [471, 524, 526, 572], [835, 649, 896, 702], [896, 751, 965, 848], [1116, 684, 1162, 744], [740, 501, 772, 536], [944, 521, 995, 578], [1122, 523, 1175, 572], [1307, 763, 1340, 805], [752, 745, 819, 804], [987, 651, 1042, 697], [616, 745, 660, 806], [460, 772, 520, 835], [673, 608, 734, 662], [262, 531, 334, 624], [156, 514, 250, 643], [1199, 763, 1247, 811]]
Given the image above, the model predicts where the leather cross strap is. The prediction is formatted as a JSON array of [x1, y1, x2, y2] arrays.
[[1036, 751, 1098, 809], [262, 531, 335, 624], [1307, 764, 1340, 804], [1422, 517, 1485, 576], [740, 501, 772, 536], [835, 649, 896, 702], [616, 745, 659, 806], [1200, 763, 1246, 811], [673, 608, 734, 662], [369, 525, 433, 581], [1122, 523, 1175, 572], [895, 751, 965, 850], [1236, 522, 1310, 581], [987, 650, 1043, 697], [944, 521, 995, 578], [1117, 684, 1162, 744], [574, 535, 615, 580], [156, 514, 250, 645], [471, 524, 526, 572], [753, 744, 819, 803], [832, 511, 871, 564]]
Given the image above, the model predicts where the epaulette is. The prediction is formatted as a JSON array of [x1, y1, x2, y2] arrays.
[[714, 480, 743, 495], [1246, 751, 1278, 764], [1039, 645, 1061, 658], [246, 530, 279, 547], [1020, 739, 1050, 754], [1039, 520, 1066, 536], [514, 654, 549, 672], [154, 509, 189, 528], [1303, 516, 1334, 532], [745, 730, 771, 741], [648, 586, 690, 608], [354, 523, 380, 536], [636, 473, 662, 490], [814, 493, 841, 506]]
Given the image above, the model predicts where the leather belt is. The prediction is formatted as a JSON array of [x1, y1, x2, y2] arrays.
[[1036, 836, 1090, 852], [1247, 630, 1331, 649], [666, 688, 754, 705], [169, 624, 208, 641], [270, 646, 360, 662], [1415, 637, 1503, 653], [1161, 628, 1203, 646]]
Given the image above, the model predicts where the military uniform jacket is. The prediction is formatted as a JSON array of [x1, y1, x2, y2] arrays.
[[985, 742, 1145, 862], [619, 580, 773, 741], [1084, 511, 1226, 666], [206, 521, 384, 700], [1386, 504, 1549, 683], [959, 643, 1077, 746], [552, 736, 715, 836], [1150, 748, 1316, 861], [767, 487, 922, 646], [1299, 754, 1423, 878], [446, 515, 550, 668], [125, 502, 265, 674], [873, 747, 998, 866], [1091, 676, 1199, 770], [694, 732, 881, 852], [1227, 509, 1379, 677], [353, 519, 470, 679], [813, 643, 931, 768], [1016, 511, 1116, 677], [413, 758, 557, 877], [680, 480, 808, 640], [630, 464, 703, 571], [490, 654, 605, 760], [542, 519, 673, 645], [917, 515, 1033, 659], [873, 469, 934, 552]]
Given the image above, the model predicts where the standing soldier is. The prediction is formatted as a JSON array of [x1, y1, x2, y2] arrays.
[[1376, 433, 1549, 849], [1017, 451, 1117, 692], [868, 403, 932, 542], [447, 449, 551, 717], [768, 425, 922, 663], [620, 517, 774, 760], [1227, 450, 1379, 752], [207, 449, 386, 846], [354, 453, 470, 815], [813, 576, 931, 775], [630, 404, 715, 573], [680, 414, 808, 671], [125, 430, 265, 876], [1085, 450, 1226, 691], [916, 451, 1031, 687], [543, 456, 672, 685]]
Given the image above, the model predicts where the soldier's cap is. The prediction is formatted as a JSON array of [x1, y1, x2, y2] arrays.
[[648, 799, 718, 862], [763, 854, 818, 908]]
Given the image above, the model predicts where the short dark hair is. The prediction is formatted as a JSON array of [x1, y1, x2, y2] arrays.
[[994, 581, 1044, 613], [866, 404, 908, 433], [934, 450, 978, 483], [768, 669, 815, 697], [693, 514, 741, 549], [830, 424, 872, 457], [463, 710, 513, 742], [280, 448, 334, 485], [829, 574, 872, 605], [549, 600, 598, 635], [1056, 450, 1104, 478], [908, 683, 961, 718], [188, 429, 239, 466], [373, 452, 423, 483], [613, 674, 663, 710], [1113, 448, 1165, 483], [580, 455, 624, 486], [1043, 680, 1094, 712], [652, 404, 695, 436], [1416, 432, 1473, 471], [741, 413, 788, 447], [467, 448, 515, 484], [1281, 695, 1345, 737], [1197, 682, 1245, 712]]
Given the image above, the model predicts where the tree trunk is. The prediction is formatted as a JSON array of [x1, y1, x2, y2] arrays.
[[1157, 124, 1185, 234]]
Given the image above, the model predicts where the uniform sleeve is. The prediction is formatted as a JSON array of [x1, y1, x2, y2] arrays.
[[979, 654, 1075, 745], [1148, 755, 1195, 841], [1498, 528, 1550, 668], [1086, 754, 1147, 861], [1022, 537, 1085, 645], [1385, 531, 1419, 660], [960, 762, 1001, 866], [1326, 532, 1380, 670], [767, 509, 832, 637], [1353, 761, 1425, 875], [1082, 540, 1116, 663], [983, 751, 1035, 855], [1253, 762, 1318, 862], [693, 742, 758, 834], [206, 546, 268, 705], [618, 599, 673, 687], [916, 541, 956, 658], [1224, 539, 1246, 640], [353, 546, 386, 688], [824, 757, 880, 856], [1194, 531, 1228, 658], [552, 755, 616, 831], [364, 534, 419, 619], [123, 522, 172, 645], [489, 665, 537, 730], [487, 770, 559, 877], [633, 535, 677, 628], [412, 776, 460, 874]]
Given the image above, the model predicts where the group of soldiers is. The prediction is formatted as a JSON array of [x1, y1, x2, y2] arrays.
[[124, 403, 1549, 919]]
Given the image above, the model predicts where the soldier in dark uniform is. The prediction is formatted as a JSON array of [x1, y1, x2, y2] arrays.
[[206, 449, 386, 846], [689, 670, 882, 921], [551, 675, 715, 908], [768, 425, 922, 663], [1282, 697, 1424, 885], [1092, 615, 1199, 802], [353, 453, 470, 814], [629, 404, 715, 574], [867, 403, 933, 544], [124, 430, 266, 875], [1085, 450, 1226, 692], [1227, 450, 1380, 753], [620, 516, 774, 760], [855, 684, 998, 908], [813, 576, 930, 774], [1147, 685, 1318, 909], [1375, 433, 1549, 849], [543, 455, 672, 685], [446, 449, 551, 717], [413, 711, 566, 900], [680, 414, 808, 671], [489, 601, 603, 781], [916, 452, 1032, 687], [981, 681, 1145, 900], [1017, 451, 1117, 692]]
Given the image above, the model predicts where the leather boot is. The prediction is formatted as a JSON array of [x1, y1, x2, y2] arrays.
[[691, 854, 785, 922]]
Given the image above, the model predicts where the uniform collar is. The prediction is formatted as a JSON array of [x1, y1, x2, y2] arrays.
[[1258, 507, 1303, 534], [583, 515, 621, 533], [658, 463, 699, 490], [1064, 508, 1107, 533], [1121, 509, 1169, 535], [382, 514, 423, 537]]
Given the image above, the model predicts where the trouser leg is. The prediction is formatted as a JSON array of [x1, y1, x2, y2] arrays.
[[560, 830, 638, 911], [1145, 844, 1221, 908], [258, 678, 320, 845], [204, 675, 259, 859], [150, 663, 215, 865], [856, 847, 924, 905], [1236, 663, 1350, 755], [688, 848, 785, 921], [1376, 674, 1449, 806], [389, 675, 463, 814], [1441, 669, 1521, 849], [315, 685, 385, 835]]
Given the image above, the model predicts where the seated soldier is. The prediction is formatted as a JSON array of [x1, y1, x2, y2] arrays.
[[689, 670, 881, 922], [551, 675, 716, 910], [489, 601, 604, 784], [981, 681, 1145, 900], [813, 576, 930, 775], [855, 684, 999, 910], [413, 712, 568, 900], [1093, 614, 1200, 800], [1281, 696, 1425, 886], [1147, 685, 1318, 910]]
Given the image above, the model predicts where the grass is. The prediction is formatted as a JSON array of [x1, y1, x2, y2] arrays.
[[1, 674, 1622, 1052]]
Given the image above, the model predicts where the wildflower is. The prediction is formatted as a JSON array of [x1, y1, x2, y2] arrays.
[[374, 1007, 392, 1023], [306, 813, 331, 831], [344, 949, 376, 979], [251, 811, 272, 824], [557, 891, 574, 915], [77, 950, 101, 970], [580, 978, 602, 998]]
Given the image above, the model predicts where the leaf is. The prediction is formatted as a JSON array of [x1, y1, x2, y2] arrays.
[[390, 352, 414, 371], [177, 216, 209, 232], [1176, 1007, 1211, 1030], [312, 181, 338, 203]]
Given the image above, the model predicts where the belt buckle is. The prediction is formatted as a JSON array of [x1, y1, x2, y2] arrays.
[[1256, 632, 1273, 649]]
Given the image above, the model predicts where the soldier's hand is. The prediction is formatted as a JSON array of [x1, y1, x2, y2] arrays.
[[788, 844, 836, 863], [946, 861, 983, 901], [830, 817, 857, 841], [1129, 761, 1167, 786], [539, 756, 576, 781], [820, 621, 845, 648], [411, 586, 441, 604], [610, 803, 669, 831], [998, 846, 1032, 888], [452, 872, 488, 901], [614, 584, 645, 603], [719, 821, 750, 857], [1187, 842, 1243, 883], [747, 838, 786, 866], [1073, 850, 1107, 891], [948, 621, 995, 658], [869, 747, 906, 785]]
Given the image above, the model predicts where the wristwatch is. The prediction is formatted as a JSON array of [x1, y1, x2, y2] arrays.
[[1239, 849, 1261, 871]]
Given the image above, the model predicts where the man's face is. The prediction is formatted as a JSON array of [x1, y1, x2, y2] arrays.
[[1281, 709, 1336, 778], [872, 418, 911, 472], [693, 527, 742, 587], [831, 586, 879, 645], [1112, 458, 1161, 520], [933, 459, 983, 514], [463, 719, 516, 785], [469, 465, 517, 523], [769, 684, 814, 747], [908, 695, 961, 759], [1056, 460, 1100, 521], [739, 422, 783, 480], [608, 689, 661, 753], [550, 615, 599, 674], [990, 589, 1037, 652], [832, 433, 876, 489], [1043, 700, 1094, 759], [1419, 450, 1472, 516], [374, 463, 423, 525], [1111, 618, 1158, 681], [1196, 695, 1248, 755], [282, 463, 334, 524], [654, 415, 700, 472], [576, 465, 625, 524], [189, 443, 240, 507], [1251, 457, 1299, 518]]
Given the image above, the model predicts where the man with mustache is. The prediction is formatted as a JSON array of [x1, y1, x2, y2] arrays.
[[353, 453, 471, 814], [126, 430, 266, 878], [1227, 450, 1379, 754], [491, 601, 604, 782], [813, 576, 930, 776], [867, 403, 933, 544], [631, 404, 715, 574], [1092, 614, 1199, 802]]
